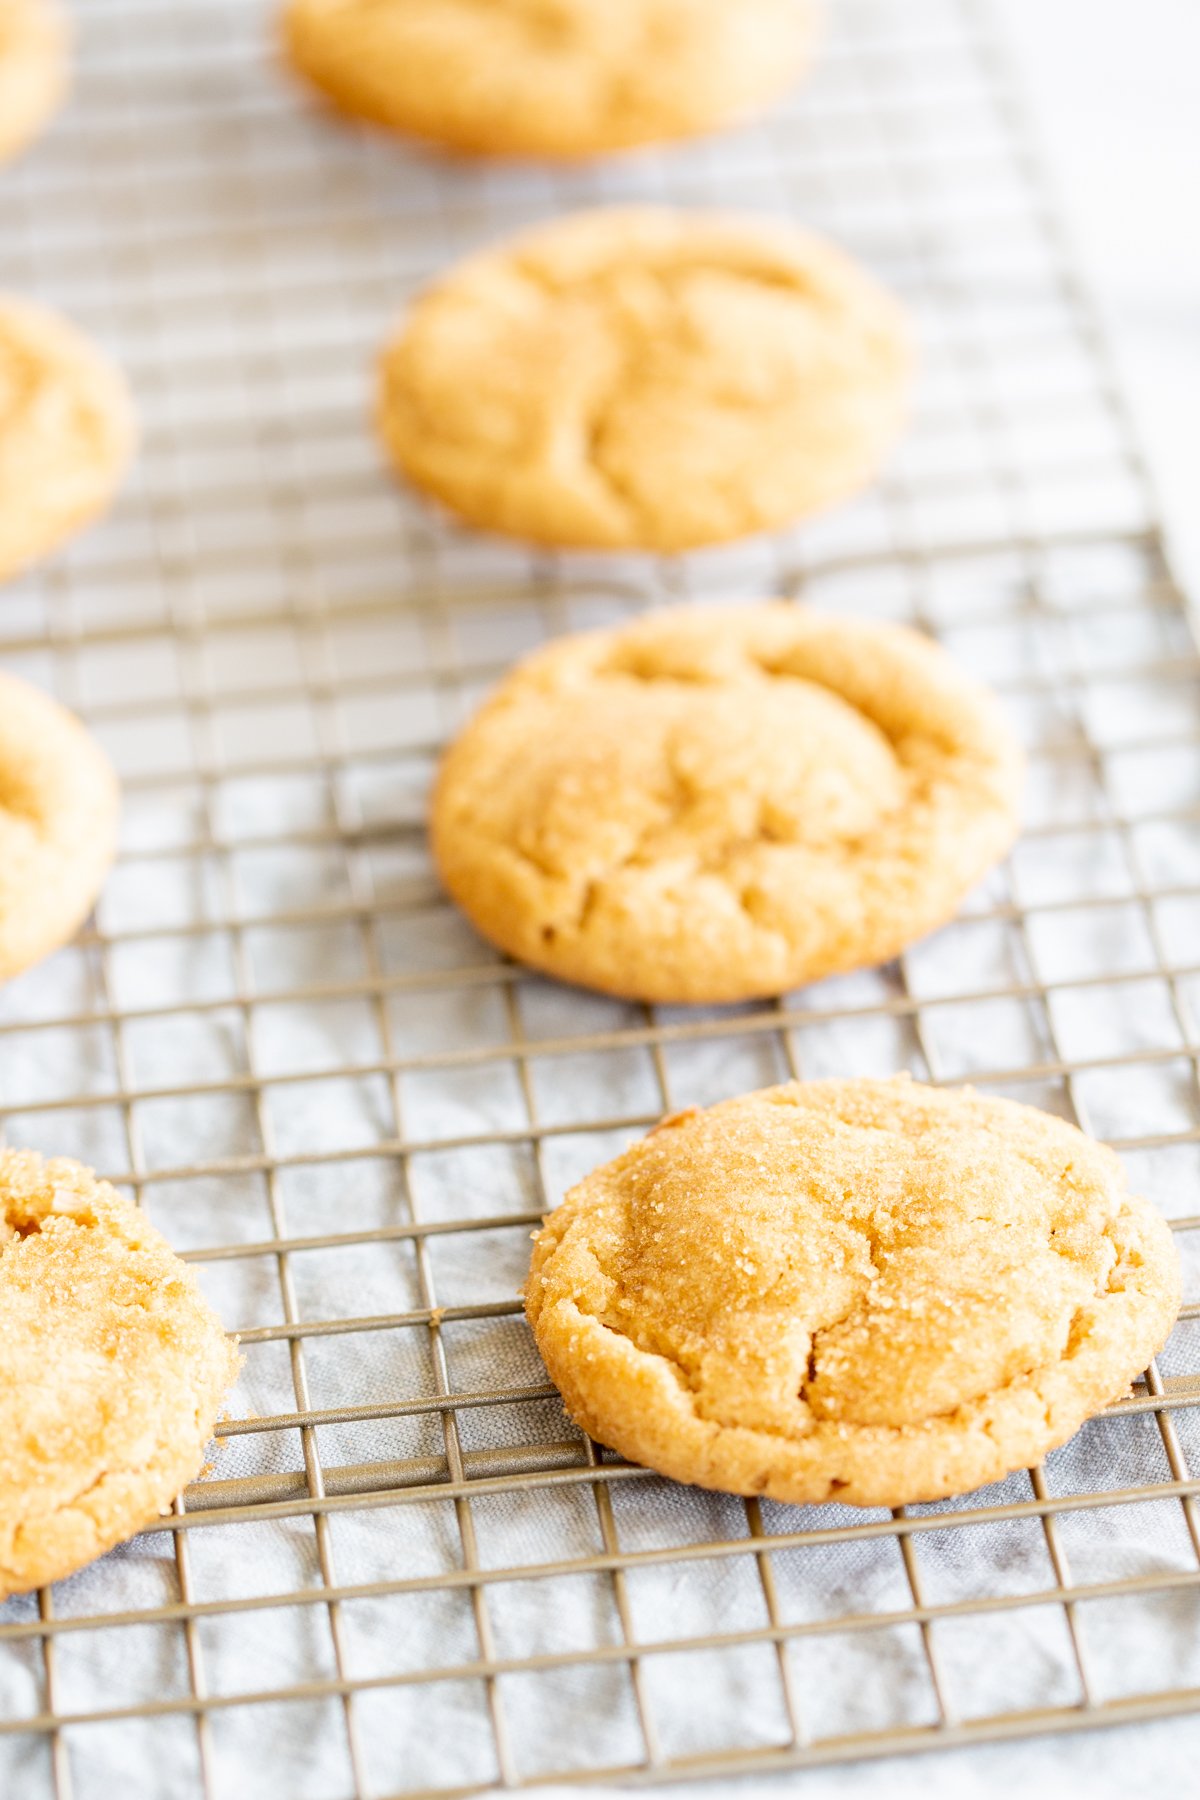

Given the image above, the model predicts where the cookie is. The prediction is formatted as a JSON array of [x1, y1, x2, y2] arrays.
[[527, 1077, 1182, 1508], [431, 604, 1022, 1002], [377, 208, 911, 552], [1, 1150, 241, 1597], [0, 0, 68, 167], [0, 296, 136, 584], [0, 670, 119, 983], [283, 0, 817, 160]]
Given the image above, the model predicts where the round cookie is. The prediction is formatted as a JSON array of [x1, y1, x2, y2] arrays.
[[377, 208, 911, 552], [0, 670, 119, 983], [527, 1077, 1182, 1508], [0, 0, 68, 167], [283, 0, 817, 160], [1, 1149, 241, 1597], [0, 297, 136, 584], [431, 604, 1022, 1003]]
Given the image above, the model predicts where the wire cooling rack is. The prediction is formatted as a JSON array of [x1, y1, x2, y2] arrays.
[[3, 0, 1200, 1795]]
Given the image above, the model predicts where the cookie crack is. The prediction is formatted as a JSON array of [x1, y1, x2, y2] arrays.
[[574, 1198, 1129, 1446], [578, 394, 652, 531], [580, 1289, 1128, 1444], [504, 718, 909, 948], [510, 259, 838, 537]]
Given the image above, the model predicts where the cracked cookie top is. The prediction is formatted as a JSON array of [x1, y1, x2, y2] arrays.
[[377, 207, 910, 551], [526, 1077, 1181, 1507], [0, 0, 68, 167], [283, 0, 817, 159], [431, 604, 1023, 1002], [0, 1150, 241, 1598], [0, 296, 135, 582], [0, 668, 119, 984]]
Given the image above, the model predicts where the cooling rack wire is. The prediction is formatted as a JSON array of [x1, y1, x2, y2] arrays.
[[2, 0, 1200, 1795]]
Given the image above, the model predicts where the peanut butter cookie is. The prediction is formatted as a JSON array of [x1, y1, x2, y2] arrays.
[[378, 208, 910, 551], [0, 297, 135, 583], [0, 670, 119, 983], [0, 0, 68, 167], [431, 604, 1022, 1002], [1, 1150, 241, 1597], [526, 1077, 1182, 1507], [283, 0, 817, 159]]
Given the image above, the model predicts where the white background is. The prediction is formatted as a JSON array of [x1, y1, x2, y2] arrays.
[[1002, 0, 1200, 598]]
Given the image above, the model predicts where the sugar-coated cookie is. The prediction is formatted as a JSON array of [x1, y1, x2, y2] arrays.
[[432, 604, 1022, 1002], [0, 0, 68, 167], [1, 1150, 241, 1597], [283, 0, 817, 159], [0, 297, 135, 583], [0, 670, 119, 983], [527, 1077, 1182, 1507], [378, 208, 911, 552]]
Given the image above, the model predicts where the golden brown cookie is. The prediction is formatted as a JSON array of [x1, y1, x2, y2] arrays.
[[377, 208, 911, 551], [283, 0, 817, 160], [431, 604, 1022, 1002], [0, 1150, 241, 1597], [0, 670, 119, 983], [527, 1077, 1182, 1508], [0, 0, 68, 167], [0, 296, 136, 584]]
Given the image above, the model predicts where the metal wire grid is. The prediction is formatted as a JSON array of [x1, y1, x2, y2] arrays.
[[2, 0, 1200, 1793]]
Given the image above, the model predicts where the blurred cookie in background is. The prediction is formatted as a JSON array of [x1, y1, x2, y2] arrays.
[[378, 207, 911, 553], [0, 296, 136, 583], [0, 669, 119, 985], [282, 0, 818, 159], [0, 0, 68, 166]]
